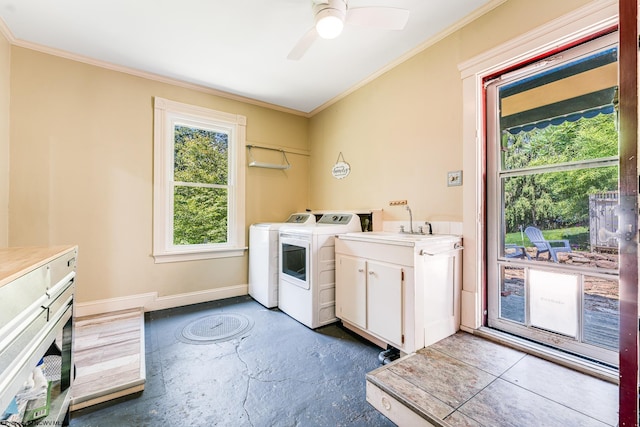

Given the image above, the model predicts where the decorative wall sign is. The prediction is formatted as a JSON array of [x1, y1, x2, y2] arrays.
[[332, 152, 351, 179]]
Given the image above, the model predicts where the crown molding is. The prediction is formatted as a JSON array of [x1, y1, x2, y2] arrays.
[[0, 17, 15, 44], [0, 17, 310, 118]]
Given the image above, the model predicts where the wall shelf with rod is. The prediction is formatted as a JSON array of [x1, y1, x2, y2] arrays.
[[246, 144, 291, 170]]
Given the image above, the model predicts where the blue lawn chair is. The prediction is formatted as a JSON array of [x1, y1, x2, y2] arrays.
[[524, 226, 571, 262]]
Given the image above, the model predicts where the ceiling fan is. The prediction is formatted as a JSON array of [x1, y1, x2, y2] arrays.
[[287, 0, 410, 60]]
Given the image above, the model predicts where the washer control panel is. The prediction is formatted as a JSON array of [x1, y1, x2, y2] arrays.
[[285, 214, 315, 224]]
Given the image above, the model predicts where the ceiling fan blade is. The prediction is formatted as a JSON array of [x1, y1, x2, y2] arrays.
[[287, 27, 318, 60], [345, 7, 410, 30]]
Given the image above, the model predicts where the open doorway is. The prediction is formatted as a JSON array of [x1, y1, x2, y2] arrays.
[[485, 32, 619, 367]]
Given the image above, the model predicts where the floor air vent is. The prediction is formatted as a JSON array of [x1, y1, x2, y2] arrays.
[[178, 313, 254, 344]]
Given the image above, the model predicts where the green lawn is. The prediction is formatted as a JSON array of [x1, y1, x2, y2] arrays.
[[505, 226, 590, 251]]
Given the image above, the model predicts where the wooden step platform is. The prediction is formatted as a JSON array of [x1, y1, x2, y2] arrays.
[[70, 308, 146, 411]]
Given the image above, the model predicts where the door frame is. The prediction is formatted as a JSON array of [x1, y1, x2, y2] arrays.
[[459, 0, 637, 423], [616, 0, 637, 423]]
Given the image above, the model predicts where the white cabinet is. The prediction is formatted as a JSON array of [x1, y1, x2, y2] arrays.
[[335, 255, 366, 329], [0, 246, 77, 426], [337, 256, 404, 346], [421, 251, 459, 346], [336, 238, 417, 352], [336, 233, 461, 354], [365, 260, 404, 346]]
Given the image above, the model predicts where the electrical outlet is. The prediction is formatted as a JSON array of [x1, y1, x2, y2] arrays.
[[447, 171, 462, 187], [389, 200, 408, 206]]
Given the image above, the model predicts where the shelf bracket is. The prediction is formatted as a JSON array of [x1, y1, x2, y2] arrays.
[[246, 145, 291, 170]]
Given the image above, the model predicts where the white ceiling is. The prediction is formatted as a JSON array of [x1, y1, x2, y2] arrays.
[[0, 0, 498, 114]]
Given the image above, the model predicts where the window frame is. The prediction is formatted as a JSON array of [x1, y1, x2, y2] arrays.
[[153, 97, 246, 263]]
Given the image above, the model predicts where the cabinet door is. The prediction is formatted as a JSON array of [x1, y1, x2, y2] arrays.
[[367, 261, 403, 346], [336, 255, 367, 329], [423, 251, 459, 347]]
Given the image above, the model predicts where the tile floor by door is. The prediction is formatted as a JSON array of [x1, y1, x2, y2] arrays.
[[69, 295, 619, 427], [368, 332, 618, 426]]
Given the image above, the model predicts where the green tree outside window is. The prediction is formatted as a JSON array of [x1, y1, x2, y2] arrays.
[[173, 125, 229, 245]]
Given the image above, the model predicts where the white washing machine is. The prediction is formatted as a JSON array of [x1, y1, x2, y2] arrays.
[[278, 213, 362, 328], [248, 213, 316, 308]]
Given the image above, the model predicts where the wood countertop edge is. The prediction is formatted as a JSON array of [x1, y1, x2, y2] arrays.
[[0, 245, 78, 288]]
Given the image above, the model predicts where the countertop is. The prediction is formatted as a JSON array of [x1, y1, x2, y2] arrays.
[[338, 232, 461, 246], [0, 245, 77, 288]]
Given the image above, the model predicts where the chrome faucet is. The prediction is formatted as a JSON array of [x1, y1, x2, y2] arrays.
[[405, 205, 414, 234], [400, 209, 432, 235]]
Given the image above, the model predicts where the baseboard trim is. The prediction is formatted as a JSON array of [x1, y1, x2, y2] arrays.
[[148, 285, 248, 312], [74, 293, 156, 318], [74, 285, 248, 317]]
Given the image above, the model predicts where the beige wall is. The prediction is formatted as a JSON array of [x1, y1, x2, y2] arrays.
[[0, 31, 9, 247], [9, 47, 309, 304], [308, 0, 593, 222]]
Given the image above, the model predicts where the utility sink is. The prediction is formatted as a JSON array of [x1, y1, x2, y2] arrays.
[[340, 231, 447, 245], [335, 230, 463, 355]]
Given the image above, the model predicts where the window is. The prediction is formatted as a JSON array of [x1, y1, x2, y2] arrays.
[[153, 97, 246, 263]]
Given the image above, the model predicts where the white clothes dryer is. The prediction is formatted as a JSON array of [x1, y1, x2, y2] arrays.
[[278, 213, 362, 328], [248, 213, 315, 308]]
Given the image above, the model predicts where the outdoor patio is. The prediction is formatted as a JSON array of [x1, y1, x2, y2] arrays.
[[500, 249, 619, 352]]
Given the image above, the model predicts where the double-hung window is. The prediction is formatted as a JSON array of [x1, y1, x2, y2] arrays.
[[153, 97, 246, 263]]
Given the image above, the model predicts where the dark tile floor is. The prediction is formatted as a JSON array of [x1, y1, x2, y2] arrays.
[[69, 296, 395, 426]]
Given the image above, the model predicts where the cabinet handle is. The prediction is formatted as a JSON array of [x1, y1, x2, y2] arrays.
[[368, 271, 375, 275], [419, 245, 464, 256], [358, 268, 364, 273]]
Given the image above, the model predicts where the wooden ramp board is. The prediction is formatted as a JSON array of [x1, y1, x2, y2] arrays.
[[70, 308, 146, 411]]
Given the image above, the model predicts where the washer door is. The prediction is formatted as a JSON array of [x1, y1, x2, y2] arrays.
[[279, 234, 311, 290]]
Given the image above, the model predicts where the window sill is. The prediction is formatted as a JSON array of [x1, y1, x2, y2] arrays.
[[153, 247, 247, 264]]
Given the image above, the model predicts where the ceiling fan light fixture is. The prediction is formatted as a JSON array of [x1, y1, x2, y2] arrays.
[[288, 0, 408, 60], [315, 9, 344, 39]]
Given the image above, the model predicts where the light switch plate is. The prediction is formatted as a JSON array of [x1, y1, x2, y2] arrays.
[[448, 170, 462, 187]]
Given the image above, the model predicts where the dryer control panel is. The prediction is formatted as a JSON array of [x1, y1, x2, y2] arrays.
[[318, 213, 355, 225]]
